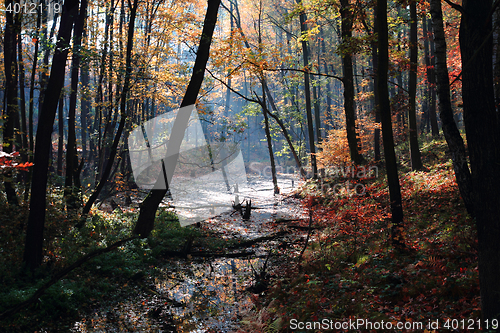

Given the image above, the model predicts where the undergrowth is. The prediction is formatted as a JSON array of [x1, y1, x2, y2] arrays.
[[238, 137, 481, 332], [0, 200, 229, 332]]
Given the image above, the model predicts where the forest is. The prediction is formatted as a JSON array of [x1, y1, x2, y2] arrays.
[[0, 0, 499, 331]]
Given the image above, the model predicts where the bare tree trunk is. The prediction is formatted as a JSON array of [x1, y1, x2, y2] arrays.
[[422, 17, 431, 133], [408, 1, 423, 170], [296, 0, 318, 178], [458, 0, 500, 320], [429, 0, 474, 216], [371, 10, 381, 162], [429, 32, 440, 136], [24, 0, 79, 270], [377, 0, 404, 248], [133, 0, 222, 237], [2, 0, 20, 206], [65, 0, 88, 208], [260, 89, 279, 194], [57, 96, 64, 178], [340, 0, 364, 165]]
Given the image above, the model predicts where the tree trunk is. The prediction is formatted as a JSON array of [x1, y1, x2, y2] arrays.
[[261, 90, 279, 194], [57, 96, 64, 178], [408, 1, 423, 170], [340, 0, 364, 165], [296, 0, 318, 178], [429, 23, 440, 137], [2, 1, 20, 206], [377, 0, 404, 248], [371, 9, 381, 162], [17, 29, 28, 168], [459, 0, 500, 321], [65, 0, 88, 208], [422, 17, 431, 133], [429, 0, 474, 216], [133, 0, 222, 237], [23, 0, 79, 270]]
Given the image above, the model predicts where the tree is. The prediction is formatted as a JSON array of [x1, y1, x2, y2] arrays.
[[65, 0, 88, 208], [81, 0, 139, 218], [296, 0, 318, 178], [377, 0, 404, 248], [429, 0, 474, 215], [458, 0, 500, 321], [3, 0, 20, 206], [23, 0, 80, 270], [133, 0, 222, 237], [408, 1, 422, 170], [340, 0, 364, 165]]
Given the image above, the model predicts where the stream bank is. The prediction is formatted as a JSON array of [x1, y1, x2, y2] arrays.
[[69, 174, 309, 332]]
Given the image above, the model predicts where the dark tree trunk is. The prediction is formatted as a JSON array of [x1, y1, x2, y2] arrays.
[[26, 8, 42, 201], [408, 1, 423, 170], [23, 0, 79, 270], [429, 0, 474, 216], [340, 0, 364, 165], [296, 0, 318, 178], [80, 54, 90, 164], [260, 90, 279, 194], [18, 30, 28, 163], [57, 96, 64, 178], [65, 0, 88, 208], [459, 0, 500, 321], [320, 28, 333, 132], [377, 0, 404, 248], [371, 9, 381, 162], [429, 24, 440, 137], [29, 9, 41, 157], [422, 17, 431, 133], [133, 0, 222, 237], [3, 1, 20, 206]]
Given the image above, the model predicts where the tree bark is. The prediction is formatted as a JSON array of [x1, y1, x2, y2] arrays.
[[57, 95, 64, 178], [429, 21, 440, 136], [23, 0, 79, 270], [65, 0, 88, 208], [459, 0, 500, 321], [133, 0, 222, 237], [3, 0, 20, 206], [408, 1, 423, 170], [429, 0, 474, 216], [377, 0, 404, 248], [340, 0, 364, 165], [296, 0, 318, 178]]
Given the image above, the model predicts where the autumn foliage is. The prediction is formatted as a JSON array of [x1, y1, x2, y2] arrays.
[[238, 139, 480, 332]]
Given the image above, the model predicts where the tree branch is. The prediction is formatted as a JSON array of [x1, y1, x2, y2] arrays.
[[442, 0, 464, 14]]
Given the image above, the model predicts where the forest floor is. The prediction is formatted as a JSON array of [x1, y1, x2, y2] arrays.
[[0, 136, 482, 332], [238, 136, 482, 332]]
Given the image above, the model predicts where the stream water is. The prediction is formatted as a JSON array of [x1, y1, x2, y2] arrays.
[[71, 175, 305, 332]]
